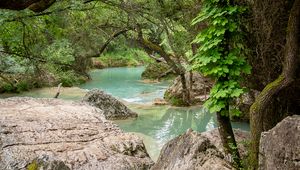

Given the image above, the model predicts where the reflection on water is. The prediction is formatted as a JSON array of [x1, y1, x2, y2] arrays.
[[115, 104, 249, 161]]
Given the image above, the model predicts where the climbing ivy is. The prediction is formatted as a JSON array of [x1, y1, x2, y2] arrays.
[[191, 0, 251, 115]]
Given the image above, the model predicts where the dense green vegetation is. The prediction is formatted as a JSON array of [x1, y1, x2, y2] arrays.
[[1, 0, 299, 169], [97, 48, 151, 68]]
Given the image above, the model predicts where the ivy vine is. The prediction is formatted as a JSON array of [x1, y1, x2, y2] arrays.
[[191, 0, 251, 115]]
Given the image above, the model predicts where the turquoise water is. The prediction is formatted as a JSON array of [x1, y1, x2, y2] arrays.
[[1, 66, 249, 161], [78, 67, 249, 160], [80, 67, 169, 103]]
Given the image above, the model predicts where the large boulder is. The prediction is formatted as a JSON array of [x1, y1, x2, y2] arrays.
[[152, 129, 249, 170], [164, 72, 212, 106], [0, 97, 153, 170], [83, 89, 138, 120], [259, 115, 300, 170]]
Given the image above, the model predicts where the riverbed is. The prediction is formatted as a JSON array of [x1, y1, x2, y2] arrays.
[[0, 67, 249, 161]]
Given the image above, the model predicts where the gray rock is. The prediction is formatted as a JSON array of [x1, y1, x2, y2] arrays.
[[232, 89, 260, 122], [259, 115, 300, 170], [164, 72, 212, 106], [0, 97, 153, 170], [83, 89, 138, 120], [152, 129, 249, 170]]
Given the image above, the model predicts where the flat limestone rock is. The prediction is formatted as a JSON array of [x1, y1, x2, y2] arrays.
[[83, 89, 138, 120], [0, 97, 153, 170]]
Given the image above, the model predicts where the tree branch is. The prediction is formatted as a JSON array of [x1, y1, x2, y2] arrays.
[[87, 28, 130, 58]]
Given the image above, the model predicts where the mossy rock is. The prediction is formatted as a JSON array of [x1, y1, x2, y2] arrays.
[[27, 158, 70, 170], [164, 91, 187, 106]]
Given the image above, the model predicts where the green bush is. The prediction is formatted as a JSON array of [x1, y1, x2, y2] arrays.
[[97, 48, 151, 67], [2, 83, 16, 93], [58, 71, 87, 87], [16, 81, 30, 92]]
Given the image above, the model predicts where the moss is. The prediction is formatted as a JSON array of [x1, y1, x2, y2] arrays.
[[250, 74, 284, 112], [248, 74, 285, 168], [27, 160, 39, 170], [27, 159, 70, 170], [164, 91, 187, 106]]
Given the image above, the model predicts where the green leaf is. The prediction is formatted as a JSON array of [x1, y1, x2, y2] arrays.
[[231, 108, 242, 116], [242, 64, 252, 74], [230, 88, 244, 97]]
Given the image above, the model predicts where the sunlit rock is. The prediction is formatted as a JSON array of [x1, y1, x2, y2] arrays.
[[0, 97, 153, 170]]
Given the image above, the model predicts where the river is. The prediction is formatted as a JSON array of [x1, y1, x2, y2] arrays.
[[0, 66, 249, 161]]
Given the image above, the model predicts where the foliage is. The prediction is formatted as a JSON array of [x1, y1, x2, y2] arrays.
[[97, 48, 151, 67], [191, 0, 251, 115], [57, 70, 87, 87], [0, 0, 203, 94]]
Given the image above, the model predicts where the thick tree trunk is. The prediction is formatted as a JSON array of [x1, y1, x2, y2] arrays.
[[249, 0, 300, 168]]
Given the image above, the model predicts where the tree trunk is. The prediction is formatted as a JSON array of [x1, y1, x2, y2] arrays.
[[249, 0, 300, 168], [179, 73, 191, 105], [217, 108, 241, 168], [135, 29, 191, 105]]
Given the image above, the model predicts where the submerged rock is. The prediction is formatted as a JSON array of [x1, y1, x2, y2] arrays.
[[152, 129, 249, 170], [153, 98, 168, 106], [83, 89, 138, 120], [259, 115, 300, 170], [164, 72, 212, 106], [0, 97, 153, 170]]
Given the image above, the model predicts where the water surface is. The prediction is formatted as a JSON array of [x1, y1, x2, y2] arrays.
[[80, 67, 169, 104]]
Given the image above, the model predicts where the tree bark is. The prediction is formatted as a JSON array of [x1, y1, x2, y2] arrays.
[[217, 109, 241, 168], [87, 29, 130, 58], [249, 0, 300, 168]]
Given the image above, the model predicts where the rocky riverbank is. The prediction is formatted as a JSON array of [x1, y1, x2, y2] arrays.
[[0, 97, 153, 170], [0, 95, 298, 170]]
